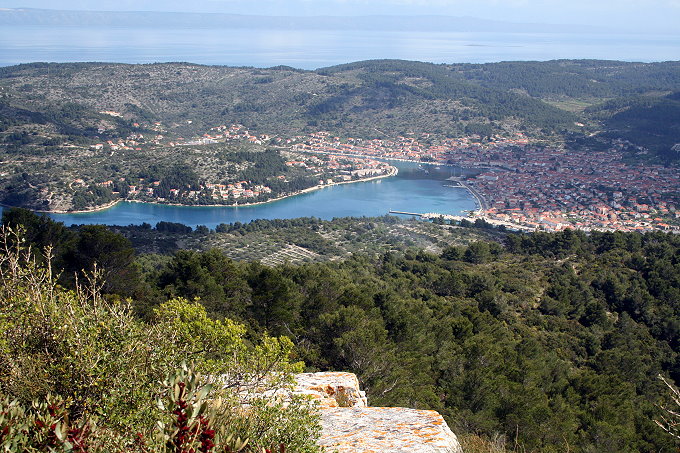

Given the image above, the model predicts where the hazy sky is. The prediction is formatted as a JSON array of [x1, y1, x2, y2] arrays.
[[4, 0, 680, 31]]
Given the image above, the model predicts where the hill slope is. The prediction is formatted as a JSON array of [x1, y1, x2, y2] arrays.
[[1, 59, 678, 148], [1, 59, 679, 211]]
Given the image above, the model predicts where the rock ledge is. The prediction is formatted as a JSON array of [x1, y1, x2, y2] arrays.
[[294, 372, 462, 453]]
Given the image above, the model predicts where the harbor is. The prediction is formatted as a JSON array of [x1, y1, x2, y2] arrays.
[[388, 210, 533, 232]]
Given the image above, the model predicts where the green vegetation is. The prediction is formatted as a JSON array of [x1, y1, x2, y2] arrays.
[[587, 92, 680, 164], [314, 59, 577, 133], [110, 216, 499, 261], [1, 60, 678, 166], [1, 56, 679, 449], [448, 60, 680, 162], [0, 135, 351, 211], [0, 222, 322, 451], [453, 60, 680, 99], [4, 208, 680, 451]]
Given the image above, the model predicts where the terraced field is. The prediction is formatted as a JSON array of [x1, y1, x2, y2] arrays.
[[113, 216, 501, 263]]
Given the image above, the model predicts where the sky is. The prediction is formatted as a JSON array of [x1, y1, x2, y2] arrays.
[[3, 0, 680, 32]]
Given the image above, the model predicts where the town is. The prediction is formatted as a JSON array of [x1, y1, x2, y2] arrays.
[[87, 123, 393, 208], [84, 122, 680, 232], [289, 131, 680, 233]]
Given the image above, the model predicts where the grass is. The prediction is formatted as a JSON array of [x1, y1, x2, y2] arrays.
[[544, 97, 606, 114]]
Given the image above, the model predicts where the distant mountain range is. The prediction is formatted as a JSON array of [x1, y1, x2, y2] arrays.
[[0, 7, 606, 34]]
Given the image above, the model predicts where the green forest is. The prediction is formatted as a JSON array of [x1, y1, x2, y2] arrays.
[[2, 208, 680, 452]]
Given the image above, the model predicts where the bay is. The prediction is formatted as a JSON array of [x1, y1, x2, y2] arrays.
[[1, 25, 678, 69], [2, 163, 478, 228]]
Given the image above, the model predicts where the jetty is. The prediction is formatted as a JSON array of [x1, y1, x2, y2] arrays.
[[389, 210, 466, 221], [389, 210, 533, 232], [389, 210, 425, 217]]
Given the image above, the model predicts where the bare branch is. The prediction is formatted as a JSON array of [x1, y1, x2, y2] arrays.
[[656, 374, 680, 441]]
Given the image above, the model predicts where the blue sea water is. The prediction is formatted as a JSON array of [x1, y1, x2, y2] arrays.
[[0, 26, 678, 69], [0, 163, 477, 228]]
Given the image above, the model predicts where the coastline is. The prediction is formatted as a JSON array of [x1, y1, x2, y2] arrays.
[[295, 149, 490, 171], [296, 149, 491, 211], [1, 198, 123, 215], [457, 180, 489, 214], [16, 166, 398, 215]]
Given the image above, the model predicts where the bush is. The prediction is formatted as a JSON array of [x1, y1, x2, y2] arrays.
[[0, 227, 322, 451]]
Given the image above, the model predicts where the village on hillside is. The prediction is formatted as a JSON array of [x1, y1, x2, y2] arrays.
[[82, 123, 393, 208], [53, 121, 680, 232]]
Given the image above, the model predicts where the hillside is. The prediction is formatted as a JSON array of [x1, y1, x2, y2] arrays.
[[0, 60, 581, 139], [109, 216, 501, 261], [4, 208, 680, 451], [587, 92, 680, 162], [1, 59, 679, 212], [452, 60, 680, 99], [2, 60, 678, 139]]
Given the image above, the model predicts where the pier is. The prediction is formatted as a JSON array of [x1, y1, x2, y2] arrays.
[[389, 210, 466, 221], [457, 180, 488, 212], [389, 210, 426, 217]]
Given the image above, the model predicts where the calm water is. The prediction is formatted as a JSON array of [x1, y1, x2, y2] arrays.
[[1, 163, 477, 228], [1, 26, 678, 69]]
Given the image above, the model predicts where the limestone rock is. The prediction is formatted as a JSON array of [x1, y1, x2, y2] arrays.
[[319, 406, 463, 453], [293, 371, 367, 408], [293, 372, 463, 452]]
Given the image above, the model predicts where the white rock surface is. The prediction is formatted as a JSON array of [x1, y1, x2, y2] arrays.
[[293, 371, 368, 408], [319, 407, 463, 453], [294, 372, 463, 453]]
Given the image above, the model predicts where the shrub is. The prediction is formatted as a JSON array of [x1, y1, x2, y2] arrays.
[[0, 227, 322, 451]]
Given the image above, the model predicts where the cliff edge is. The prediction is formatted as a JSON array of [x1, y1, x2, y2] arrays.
[[294, 372, 463, 453]]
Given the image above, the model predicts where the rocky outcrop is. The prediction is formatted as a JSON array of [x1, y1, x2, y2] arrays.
[[293, 372, 463, 453], [293, 371, 368, 408], [319, 407, 462, 453]]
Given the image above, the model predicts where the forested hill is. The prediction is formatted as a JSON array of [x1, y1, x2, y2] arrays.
[[450, 60, 680, 98], [1, 59, 678, 160], [4, 208, 680, 451]]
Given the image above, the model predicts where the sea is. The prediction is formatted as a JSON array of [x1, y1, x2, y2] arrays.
[[1, 26, 678, 69], [0, 163, 477, 228]]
